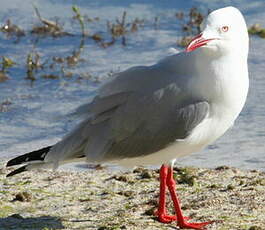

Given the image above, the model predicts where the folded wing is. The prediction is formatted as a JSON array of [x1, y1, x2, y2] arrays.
[[46, 63, 209, 164]]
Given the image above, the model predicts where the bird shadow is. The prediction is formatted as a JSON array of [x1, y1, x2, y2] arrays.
[[0, 214, 64, 230]]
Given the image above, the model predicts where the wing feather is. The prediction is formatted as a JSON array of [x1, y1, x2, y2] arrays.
[[47, 54, 208, 163]]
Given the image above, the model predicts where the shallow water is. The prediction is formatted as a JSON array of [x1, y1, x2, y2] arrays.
[[0, 0, 264, 171]]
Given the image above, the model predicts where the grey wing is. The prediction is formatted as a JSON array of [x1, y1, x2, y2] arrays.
[[92, 88, 209, 161], [46, 63, 209, 164], [84, 68, 209, 161]]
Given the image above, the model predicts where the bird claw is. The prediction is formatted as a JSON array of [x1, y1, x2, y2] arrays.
[[157, 214, 177, 223], [154, 210, 190, 223], [177, 220, 214, 230]]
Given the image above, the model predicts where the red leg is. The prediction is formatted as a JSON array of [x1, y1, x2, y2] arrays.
[[155, 164, 177, 223], [167, 167, 213, 229]]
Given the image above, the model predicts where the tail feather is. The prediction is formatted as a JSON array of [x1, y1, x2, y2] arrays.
[[6, 146, 52, 177], [6, 146, 52, 167]]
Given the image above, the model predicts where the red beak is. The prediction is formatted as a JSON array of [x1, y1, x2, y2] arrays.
[[186, 33, 216, 52]]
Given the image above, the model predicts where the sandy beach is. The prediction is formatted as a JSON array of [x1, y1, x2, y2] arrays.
[[1, 162, 264, 230]]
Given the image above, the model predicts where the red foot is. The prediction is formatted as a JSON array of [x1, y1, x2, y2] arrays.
[[157, 213, 177, 223], [178, 220, 214, 230], [154, 210, 190, 223]]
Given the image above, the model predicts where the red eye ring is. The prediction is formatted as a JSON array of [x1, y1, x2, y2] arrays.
[[222, 26, 229, 32]]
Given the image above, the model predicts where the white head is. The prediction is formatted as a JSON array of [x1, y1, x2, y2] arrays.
[[186, 7, 249, 57]]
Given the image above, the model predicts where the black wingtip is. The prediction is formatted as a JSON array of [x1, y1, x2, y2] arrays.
[[6, 158, 18, 167], [6, 146, 52, 167], [6, 165, 27, 177]]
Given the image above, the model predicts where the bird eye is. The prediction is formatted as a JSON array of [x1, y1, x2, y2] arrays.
[[221, 26, 229, 32]]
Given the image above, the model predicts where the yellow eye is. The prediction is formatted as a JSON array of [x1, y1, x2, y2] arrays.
[[221, 26, 229, 32]]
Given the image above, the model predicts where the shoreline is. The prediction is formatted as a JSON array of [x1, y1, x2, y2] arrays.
[[0, 161, 264, 230]]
